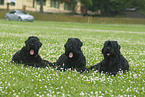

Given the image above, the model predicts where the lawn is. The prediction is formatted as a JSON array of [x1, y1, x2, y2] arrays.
[[0, 19, 145, 96]]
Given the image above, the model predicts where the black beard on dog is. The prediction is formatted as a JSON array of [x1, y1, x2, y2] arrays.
[[55, 38, 88, 73], [89, 40, 129, 76], [12, 36, 52, 67]]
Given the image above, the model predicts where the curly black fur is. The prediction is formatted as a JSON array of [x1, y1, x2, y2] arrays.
[[89, 40, 129, 75], [55, 38, 88, 73], [12, 36, 52, 68]]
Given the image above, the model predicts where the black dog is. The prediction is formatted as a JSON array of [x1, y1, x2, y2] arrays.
[[55, 38, 88, 73], [89, 40, 129, 75], [12, 36, 51, 68]]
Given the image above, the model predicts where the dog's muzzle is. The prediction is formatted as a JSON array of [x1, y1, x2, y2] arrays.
[[67, 46, 74, 58], [106, 47, 111, 56], [29, 44, 35, 55]]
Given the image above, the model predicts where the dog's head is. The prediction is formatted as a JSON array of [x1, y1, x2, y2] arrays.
[[64, 38, 83, 59], [25, 36, 42, 56], [102, 40, 121, 58]]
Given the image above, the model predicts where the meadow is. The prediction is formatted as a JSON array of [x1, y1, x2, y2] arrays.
[[0, 19, 145, 96]]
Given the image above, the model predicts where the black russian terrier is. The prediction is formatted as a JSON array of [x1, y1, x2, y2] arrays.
[[89, 40, 129, 75], [55, 38, 88, 73], [12, 36, 51, 68]]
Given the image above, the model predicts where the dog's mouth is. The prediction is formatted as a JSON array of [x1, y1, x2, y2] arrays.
[[30, 49, 34, 55], [69, 52, 73, 58]]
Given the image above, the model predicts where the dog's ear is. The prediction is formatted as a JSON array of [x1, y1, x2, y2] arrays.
[[102, 41, 108, 54], [25, 37, 32, 45], [115, 41, 121, 50], [25, 40, 27, 44], [25, 40, 28, 45], [39, 41, 42, 47], [75, 38, 83, 47], [25, 39, 29, 51], [114, 41, 121, 54], [102, 47, 104, 54], [64, 39, 70, 48], [64, 43, 66, 48], [39, 42, 42, 47]]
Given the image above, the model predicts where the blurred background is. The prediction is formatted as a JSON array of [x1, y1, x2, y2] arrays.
[[0, 0, 145, 24]]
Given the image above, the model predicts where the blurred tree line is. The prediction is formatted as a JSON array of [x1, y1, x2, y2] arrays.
[[38, 0, 145, 16]]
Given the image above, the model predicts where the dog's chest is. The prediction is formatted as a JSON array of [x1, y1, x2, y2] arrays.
[[65, 60, 75, 67], [64, 59, 78, 68], [64, 57, 85, 69], [22, 54, 39, 63], [103, 59, 121, 71]]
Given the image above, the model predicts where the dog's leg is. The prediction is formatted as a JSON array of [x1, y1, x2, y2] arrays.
[[55, 54, 66, 66], [55, 54, 68, 71], [42, 59, 54, 67]]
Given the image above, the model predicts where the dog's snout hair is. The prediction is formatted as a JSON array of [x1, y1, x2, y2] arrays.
[[30, 44, 34, 47], [70, 46, 73, 49], [106, 47, 110, 50]]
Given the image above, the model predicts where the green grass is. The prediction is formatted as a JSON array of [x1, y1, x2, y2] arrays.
[[0, 19, 145, 96]]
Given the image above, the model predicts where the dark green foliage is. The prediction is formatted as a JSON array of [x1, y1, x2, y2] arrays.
[[58, 0, 78, 14], [88, 0, 145, 16]]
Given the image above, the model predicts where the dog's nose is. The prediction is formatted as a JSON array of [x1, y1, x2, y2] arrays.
[[107, 47, 110, 50]]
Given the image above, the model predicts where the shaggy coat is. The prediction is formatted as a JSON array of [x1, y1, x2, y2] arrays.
[[89, 40, 129, 75], [55, 38, 88, 73], [12, 36, 51, 67]]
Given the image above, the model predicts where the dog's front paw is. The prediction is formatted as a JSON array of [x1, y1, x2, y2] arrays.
[[76, 68, 89, 73], [56, 66, 66, 72], [48, 63, 56, 67], [82, 69, 89, 73]]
